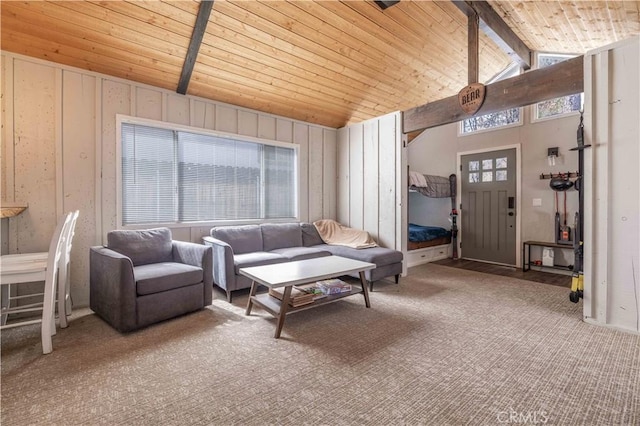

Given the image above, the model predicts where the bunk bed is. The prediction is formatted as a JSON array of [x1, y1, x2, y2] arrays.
[[406, 171, 454, 266]]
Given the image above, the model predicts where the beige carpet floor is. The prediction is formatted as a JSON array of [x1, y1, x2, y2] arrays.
[[2, 263, 639, 425]]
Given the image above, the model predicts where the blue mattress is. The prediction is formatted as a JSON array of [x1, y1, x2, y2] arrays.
[[408, 223, 451, 242]]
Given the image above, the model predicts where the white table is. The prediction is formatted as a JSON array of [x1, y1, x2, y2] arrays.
[[240, 256, 375, 338]]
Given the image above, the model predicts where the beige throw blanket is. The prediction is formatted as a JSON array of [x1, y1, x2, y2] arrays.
[[313, 219, 377, 249]]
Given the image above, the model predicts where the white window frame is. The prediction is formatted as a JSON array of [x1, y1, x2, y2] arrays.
[[458, 107, 523, 137], [116, 115, 300, 229], [459, 62, 523, 136], [531, 52, 584, 123]]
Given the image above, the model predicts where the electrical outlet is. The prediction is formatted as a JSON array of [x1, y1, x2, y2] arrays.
[[533, 198, 542, 207]]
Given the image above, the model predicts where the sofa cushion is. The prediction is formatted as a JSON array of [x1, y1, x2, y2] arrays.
[[211, 225, 263, 254], [271, 246, 332, 262], [107, 228, 173, 266], [301, 223, 324, 247], [261, 223, 302, 251], [312, 244, 403, 267], [135, 262, 203, 296], [234, 251, 288, 274]]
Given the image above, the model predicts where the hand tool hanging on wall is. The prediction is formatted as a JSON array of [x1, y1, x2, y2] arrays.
[[560, 191, 572, 244], [550, 175, 573, 245], [449, 173, 459, 259], [569, 112, 591, 303]]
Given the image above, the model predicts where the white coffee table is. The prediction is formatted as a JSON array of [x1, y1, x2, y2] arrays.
[[240, 255, 375, 338]]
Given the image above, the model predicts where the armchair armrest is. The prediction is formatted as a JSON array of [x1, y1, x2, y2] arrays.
[[202, 236, 236, 292], [172, 241, 213, 305], [89, 246, 137, 332]]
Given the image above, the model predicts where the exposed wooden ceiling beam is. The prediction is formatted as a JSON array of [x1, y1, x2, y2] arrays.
[[453, 1, 532, 70], [177, 0, 214, 95], [374, 1, 400, 10], [403, 55, 583, 133]]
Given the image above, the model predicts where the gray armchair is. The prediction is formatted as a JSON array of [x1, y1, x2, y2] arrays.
[[90, 228, 212, 332]]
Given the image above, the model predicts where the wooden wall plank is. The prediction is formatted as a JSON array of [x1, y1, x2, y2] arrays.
[[308, 126, 324, 222], [192, 100, 216, 130], [1, 54, 14, 255], [136, 87, 163, 120], [322, 129, 337, 220], [294, 123, 310, 222], [348, 124, 364, 229], [336, 128, 350, 225], [54, 69, 63, 218], [1, 54, 14, 204], [215, 104, 238, 133], [62, 70, 96, 306], [363, 120, 380, 241], [378, 113, 399, 250], [276, 119, 293, 143], [238, 110, 259, 137], [258, 115, 277, 140], [101, 79, 131, 240], [165, 93, 190, 125], [606, 40, 640, 330], [12, 59, 58, 253]]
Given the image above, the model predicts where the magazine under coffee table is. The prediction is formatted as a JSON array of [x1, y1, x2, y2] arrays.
[[240, 256, 375, 338]]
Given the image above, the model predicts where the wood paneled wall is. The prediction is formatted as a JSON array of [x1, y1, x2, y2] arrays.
[[337, 112, 405, 260], [583, 36, 640, 334], [1, 52, 337, 308]]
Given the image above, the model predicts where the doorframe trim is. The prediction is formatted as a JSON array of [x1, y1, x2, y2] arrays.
[[456, 144, 522, 267]]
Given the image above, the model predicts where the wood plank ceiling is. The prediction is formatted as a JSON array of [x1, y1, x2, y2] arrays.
[[1, 1, 639, 129]]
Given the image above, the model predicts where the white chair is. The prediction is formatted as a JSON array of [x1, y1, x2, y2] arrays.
[[56, 210, 79, 327], [1, 210, 79, 328], [0, 211, 72, 354]]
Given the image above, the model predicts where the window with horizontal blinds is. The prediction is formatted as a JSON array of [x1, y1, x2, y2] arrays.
[[121, 124, 177, 225], [120, 121, 298, 225]]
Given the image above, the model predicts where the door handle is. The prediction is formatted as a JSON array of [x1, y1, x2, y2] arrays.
[[508, 212, 514, 216]]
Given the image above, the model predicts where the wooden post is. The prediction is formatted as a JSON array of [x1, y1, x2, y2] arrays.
[[468, 11, 479, 84]]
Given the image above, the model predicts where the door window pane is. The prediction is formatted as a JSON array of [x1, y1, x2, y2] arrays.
[[496, 170, 507, 181], [482, 159, 493, 170], [469, 172, 480, 183], [496, 157, 507, 168], [469, 161, 479, 171], [482, 172, 493, 182]]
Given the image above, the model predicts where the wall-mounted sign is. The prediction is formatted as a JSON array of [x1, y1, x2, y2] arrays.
[[458, 83, 486, 115]]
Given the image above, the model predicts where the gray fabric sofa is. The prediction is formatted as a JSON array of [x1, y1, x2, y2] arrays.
[[202, 222, 403, 302], [90, 228, 213, 332]]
